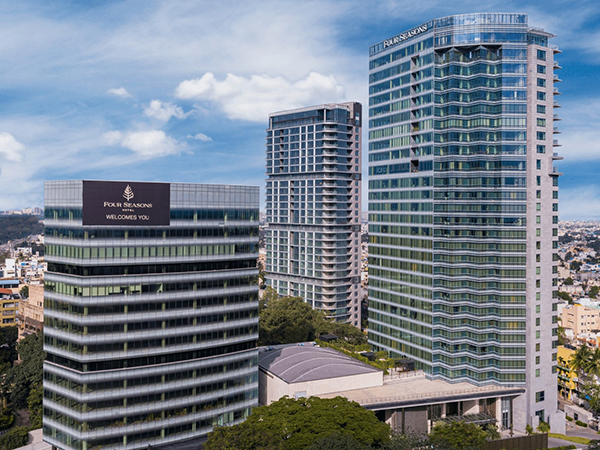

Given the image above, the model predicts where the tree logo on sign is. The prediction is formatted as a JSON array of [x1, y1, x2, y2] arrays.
[[123, 185, 135, 201]]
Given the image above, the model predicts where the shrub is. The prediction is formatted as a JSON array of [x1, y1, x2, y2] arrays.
[[576, 420, 588, 427], [0, 426, 30, 450], [566, 415, 573, 421]]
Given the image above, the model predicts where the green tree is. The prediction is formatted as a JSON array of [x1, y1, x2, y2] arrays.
[[19, 286, 28, 299], [0, 327, 18, 370], [591, 286, 600, 299], [305, 433, 369, 450], [483, 424, 501, 440], [588, 439, 600, 450], [257, 261, 267, 290], [571, 261, 582, 272], [204, 396, 391, 450], [537, 421, 550, 433], [316, 319, 368, 346], [8, 331, 44, 408], [429, 422, 487, 450], [557, 325, 567, 346], [564, 277, 574, 286], [558, 291, 573, 303], [570, 343, 591, 387], [525, 424, 534, 435], [27, 384, 43, 428], [259, 295, 320, 345], [0, 426, 30, 450], [580, 382, 600, 421], [383, 432, 432, 450], [587, 347, 600, 379]]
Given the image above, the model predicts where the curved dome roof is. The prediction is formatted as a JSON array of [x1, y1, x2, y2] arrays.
[[259, 345, 380, 384]]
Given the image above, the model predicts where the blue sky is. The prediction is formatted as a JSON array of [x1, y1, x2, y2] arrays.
[[0, 0, 599, 219]]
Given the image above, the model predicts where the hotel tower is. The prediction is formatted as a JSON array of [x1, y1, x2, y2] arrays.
[[368, 14, 562, 430], [43, 181, 260, 450], [265, 103, 363, 325]]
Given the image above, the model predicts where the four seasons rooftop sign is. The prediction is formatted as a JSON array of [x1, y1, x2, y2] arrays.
[[82, 180, 170, 226]]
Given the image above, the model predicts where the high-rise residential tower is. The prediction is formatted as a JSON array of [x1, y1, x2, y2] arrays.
[[265, 103, 362, 325], [43, 181, 260, 450], [368, 14, 561, 430]]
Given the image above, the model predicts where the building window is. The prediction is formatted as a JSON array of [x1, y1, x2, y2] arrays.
[[537, 104, 546, 114], [536, 318, 540, 326], [537, 49, 547, 60], [537, 78, 546, 87], [537, 118, 546, 127], [537, 91, 546, 101], [537, 64, 546, 74], [537, 145, 546, 153], [537, 131, 546, 140], [536, 369, 541, 377], [536, 355, 540, 364], [537, 190, 541, 198], [537, 176, 541, 186], [536, 343, 540, 351], [536, 392, 545, 403]]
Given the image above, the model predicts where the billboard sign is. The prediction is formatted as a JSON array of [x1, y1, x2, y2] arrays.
[[82, 181, 170, 226]]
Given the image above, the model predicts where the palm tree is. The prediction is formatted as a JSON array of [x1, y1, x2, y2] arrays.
[[587, 347, 600, 381], [570, 343, 592, 395]]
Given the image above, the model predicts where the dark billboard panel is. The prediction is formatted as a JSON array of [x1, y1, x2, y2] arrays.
[[82, 181, 170, 226]]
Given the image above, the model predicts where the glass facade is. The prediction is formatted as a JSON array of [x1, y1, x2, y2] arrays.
[[265, 103, 362, 325], [43, 181, 260, 450], [369, 13, 560, 427]]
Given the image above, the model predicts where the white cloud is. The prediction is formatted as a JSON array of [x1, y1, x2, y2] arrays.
[[0, 132, 24, 162], [107, 87, 132, 98], [187, 133, 212, 142], [120, 130, 183, 158], [102, 130, 123, 145], [175, 72, 346, 122], [560, 186, 600, 221], [555, 97, 600, 161], [143, 100, 189, 123]]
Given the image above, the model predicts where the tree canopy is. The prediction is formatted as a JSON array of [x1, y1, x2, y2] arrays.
[[429, 421, 487, 450], [259, 289, 367, 346], [8, 331, 44, 412], [0, 216, 42, 246], [204, 396, 391, 450]]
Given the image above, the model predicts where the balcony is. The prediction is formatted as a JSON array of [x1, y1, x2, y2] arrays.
[[553, 87, 561, 95], [553, 74, 562, 82], [553, 139, 561, 147], [554, 101, 561, 108], [553, 114, 561, 121], [553, 127, 561, 134], [550, 166, 563, 176], [552, 152, 563, 161], [554, 61, 562, 70]]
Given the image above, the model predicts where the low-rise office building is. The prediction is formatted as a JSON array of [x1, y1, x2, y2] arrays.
[[258, 344, 534, 435], [17, 284, 44, 340], [561, 304, 600, 335]]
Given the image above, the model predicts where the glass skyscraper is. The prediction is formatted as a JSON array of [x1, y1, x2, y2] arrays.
[[43, 181, 260, 450], [368, 14, 561, 429], [265, 103, 362, 325]]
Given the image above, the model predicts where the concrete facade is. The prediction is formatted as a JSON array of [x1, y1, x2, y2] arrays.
[[561, 304, 600, 335], [368, 13, 561, 432], [265, 103, 363, 325]]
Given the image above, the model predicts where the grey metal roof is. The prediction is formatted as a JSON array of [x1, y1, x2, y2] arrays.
[[258, 345, 380, 384]]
